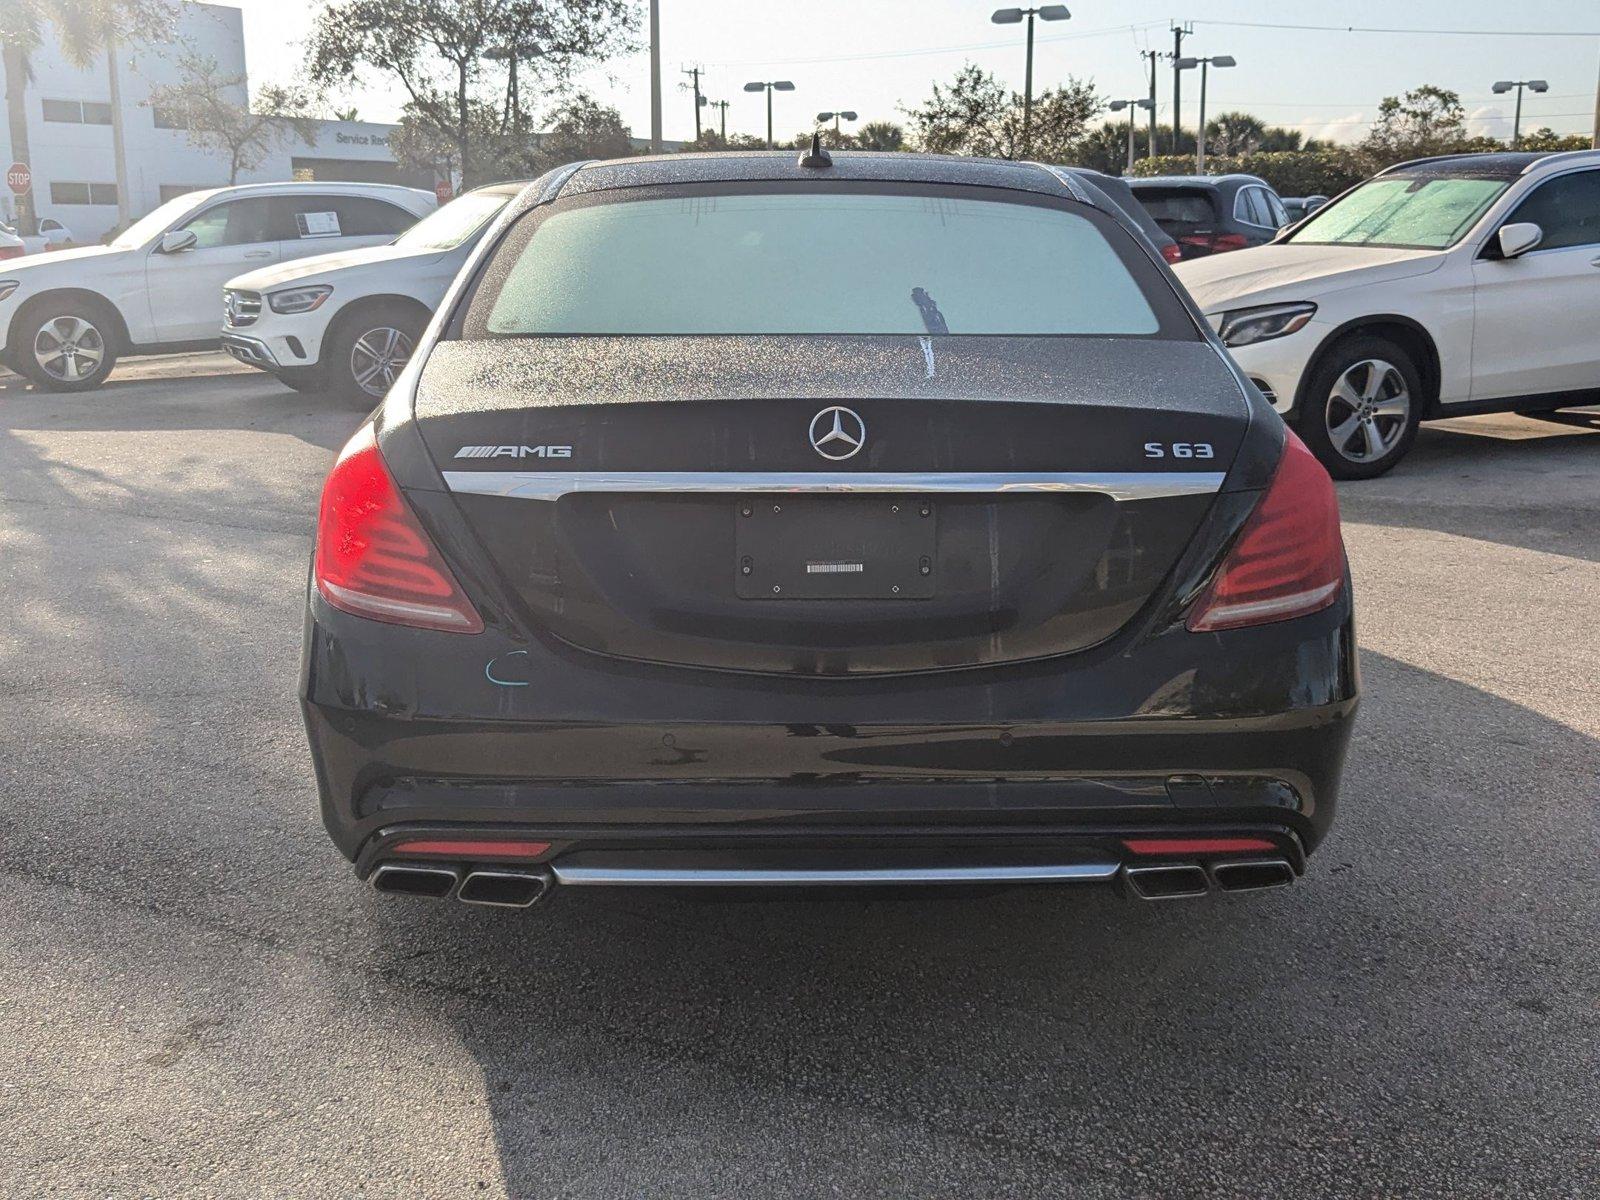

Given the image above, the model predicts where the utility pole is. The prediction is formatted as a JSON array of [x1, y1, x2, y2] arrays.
[[1591, 48, 1599, 148], [681, 65, 704, 140], [1141, 48, 1161, 156], [1170, 21, 1192, 153], [648, 0, 662, 152], [710, 99, 729, 141]]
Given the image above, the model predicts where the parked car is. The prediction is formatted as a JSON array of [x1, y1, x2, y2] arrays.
[[222, 182, 522, 400], [302, 151, 1356, 910], [0, 216, 75, 260], [1128, 174, 1289, 259], [1177, 149, 1600, 478], [0, 182, 434, 391], [0, 225, 22, 261], [1061, 167, 1183, 263], [1281, 195, 1329, 224]]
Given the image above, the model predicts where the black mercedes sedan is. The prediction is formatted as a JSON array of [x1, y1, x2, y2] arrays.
[[300, 149, 1357, 909]]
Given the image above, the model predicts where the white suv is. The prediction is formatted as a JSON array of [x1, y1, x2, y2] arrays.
[[0, 182, 434, 392], [1176, 150, 1600, 477], [222, 183, 521, 399]]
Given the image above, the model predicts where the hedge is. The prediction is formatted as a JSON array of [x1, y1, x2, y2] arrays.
[[1129, 149, 1373, 198]]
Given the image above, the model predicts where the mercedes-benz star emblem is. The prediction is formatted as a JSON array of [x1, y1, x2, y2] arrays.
[[808, 406, 866, 461]]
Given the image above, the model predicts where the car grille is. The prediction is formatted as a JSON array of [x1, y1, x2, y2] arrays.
[[224, 289, 261, 328]]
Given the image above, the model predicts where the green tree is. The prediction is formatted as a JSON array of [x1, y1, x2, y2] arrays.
[[855, 120, 905, 151], [1204, 111, 1267, 156], [531, 91, 635, 169], [0, 0, 171, 229], [1360, 84, 1469, 164], [901, 63, 1101, 160], [145, 53, 320, 184], [1519, 126, 1590, 151], [308, 0, 633, 187]]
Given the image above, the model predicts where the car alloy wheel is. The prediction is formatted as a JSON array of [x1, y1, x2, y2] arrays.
[[33, 315, 106, 384], [1324, 358, 1410, 465], [349, 326, 413, 398]]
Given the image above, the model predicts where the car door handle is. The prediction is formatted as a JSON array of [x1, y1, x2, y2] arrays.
[[243, 250, 273, 259], [1590, 254, 1600, 268]]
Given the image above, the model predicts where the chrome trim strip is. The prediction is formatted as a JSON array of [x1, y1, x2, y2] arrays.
[[550, 862, 1121, 887], [442, 470, 1225, 502]]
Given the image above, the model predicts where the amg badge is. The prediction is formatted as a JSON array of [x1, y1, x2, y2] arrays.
[[454, 445, 573, 459]]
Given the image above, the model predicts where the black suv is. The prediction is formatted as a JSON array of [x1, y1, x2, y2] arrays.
[[1128, 174, 1289, 259]]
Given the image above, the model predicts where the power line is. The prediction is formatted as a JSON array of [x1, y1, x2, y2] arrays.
[[1194, 19, 1600, 38], [701, 21, 1167, 68]]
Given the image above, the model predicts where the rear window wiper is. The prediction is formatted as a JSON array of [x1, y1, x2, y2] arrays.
[[911, 287, 949, 336]]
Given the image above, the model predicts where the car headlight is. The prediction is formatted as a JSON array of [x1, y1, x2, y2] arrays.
[[1215, 302, 1316, 348], [0, 280, 19, 303], [268, 284, 333, 315]]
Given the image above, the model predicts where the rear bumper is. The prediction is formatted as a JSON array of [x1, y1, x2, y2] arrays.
[[301, 584, 1359, 879]]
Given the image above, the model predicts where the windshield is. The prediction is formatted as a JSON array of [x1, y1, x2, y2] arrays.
[[395, 190, 511, 251], [1287, 174, 1509, 249], [111, 192, 214, 248], [467, 189, 1169, 337]]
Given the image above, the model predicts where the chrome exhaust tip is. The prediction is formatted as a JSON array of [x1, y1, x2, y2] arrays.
[[1123, 862, 1211, 901], [370, 863, 460, 900], [1210, 858, 1295, 893], [457, 868, 553, 909]]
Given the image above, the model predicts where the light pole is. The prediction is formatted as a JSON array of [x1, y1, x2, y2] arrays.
[[816, 109, 858, 139], [648, 0, 661, 153], [1492, 79, 1549, 149], [990, 6, 1070, 157], [1176, 54, 1236, 172], [744, 80, 795, 149], [1108, 98, 1155, 171]]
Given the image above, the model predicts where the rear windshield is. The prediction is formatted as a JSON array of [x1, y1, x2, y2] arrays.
[[1132, 188, 1218, 229], [1287, 174, 1509, 249], [462, 185, 1188, 338]]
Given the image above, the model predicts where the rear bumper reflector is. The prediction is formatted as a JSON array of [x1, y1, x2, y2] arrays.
[[1123, 836, 1279, 855], [551, 862, 1122, 887]]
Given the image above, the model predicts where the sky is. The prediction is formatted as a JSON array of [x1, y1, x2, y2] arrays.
[[226, 0, 1600, 146]]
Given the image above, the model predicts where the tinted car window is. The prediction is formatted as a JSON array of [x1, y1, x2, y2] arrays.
[[1505, 170, 1600, 251], [1133, 188, 1218, 229], [331, 196, 417, 237], [468, 188, 1176, 338], [180, 198, 274, 248], [1265, 191, 1289, 228], [269, 194, 414, 242]]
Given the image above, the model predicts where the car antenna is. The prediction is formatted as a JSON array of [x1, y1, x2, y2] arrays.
[[797, 130, 832, 169]]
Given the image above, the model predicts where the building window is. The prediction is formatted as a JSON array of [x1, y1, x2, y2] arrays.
[[159, 184, 217, 204], [42, 98, 113, 125], [49, 182, 118, 205]]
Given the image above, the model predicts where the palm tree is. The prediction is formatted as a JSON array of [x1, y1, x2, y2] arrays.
[[855, 120, 905, 152], [1204, 111, 1267, 157], [0, 0, 171, 230]]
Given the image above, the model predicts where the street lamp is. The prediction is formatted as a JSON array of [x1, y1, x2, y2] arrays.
[[1492, 79, 1549, 149], [816, 109, 859, 137], [991, 5, 1070, 157], [744, 80, 795, 149], [1108, 98, 1155, 171], [1175, 54, 1236, 172]]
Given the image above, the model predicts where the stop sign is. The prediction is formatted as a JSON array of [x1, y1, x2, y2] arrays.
[[434, 180, 452, 204], [6, 162, 30, 196]]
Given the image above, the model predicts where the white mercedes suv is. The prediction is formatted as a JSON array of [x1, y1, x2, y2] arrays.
[[0, 182, 434, 392], [1177, 150, 1600, 477], [221, 183, 520, 400]]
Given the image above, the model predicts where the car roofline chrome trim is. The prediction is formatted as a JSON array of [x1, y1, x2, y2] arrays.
[[440, 470, 1226, 502], [550, 862, 1122, 887]]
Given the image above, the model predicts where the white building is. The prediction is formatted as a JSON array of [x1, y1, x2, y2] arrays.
[[0, 2, 426, 243]]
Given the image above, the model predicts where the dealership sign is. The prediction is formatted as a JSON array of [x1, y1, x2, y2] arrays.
[[6, 162, 30, 196]]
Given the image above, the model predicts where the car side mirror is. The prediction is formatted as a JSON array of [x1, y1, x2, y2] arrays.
[[1495, 222, 1542, 260], [158, 229, 198, 254]]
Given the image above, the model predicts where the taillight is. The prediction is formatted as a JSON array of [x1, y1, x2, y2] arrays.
[[0, 244, 22, 260], [1160, 242, 1184, 265], [1187, 429, 1345, 632], [1210, 232, 1249, 253], [1123, 837, 1278, 856], [314, 424, 484, 633], [390, 839, 551, 859]]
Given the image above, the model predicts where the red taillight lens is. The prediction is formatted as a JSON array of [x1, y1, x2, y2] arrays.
[[1187, 429, 1345, 633], [1160, 242, 1184, 265], [314, 424, 484, 633], [1210, 232, 1250, 253], [0, 244, 22, 260]]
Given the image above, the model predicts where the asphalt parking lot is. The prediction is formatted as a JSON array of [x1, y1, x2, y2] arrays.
[[1, 356, 1596, 1198]]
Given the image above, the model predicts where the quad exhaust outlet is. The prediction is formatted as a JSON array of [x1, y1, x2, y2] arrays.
[[1123, 856, 1296, 900], [368, 863, 553, 907]]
